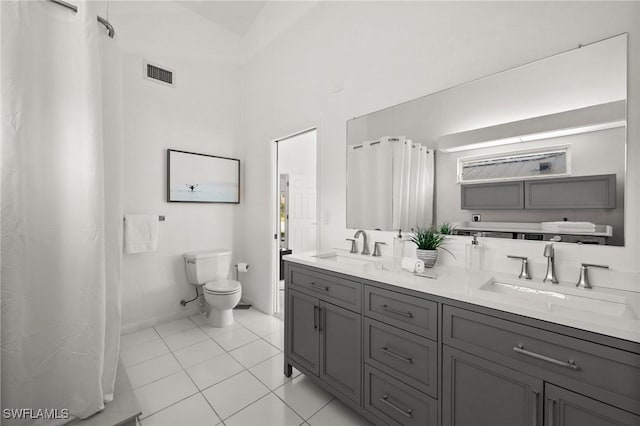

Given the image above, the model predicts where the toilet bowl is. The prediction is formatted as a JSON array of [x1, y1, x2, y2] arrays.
[[203, 279, 242, 327], [183, 249, 243, 327]]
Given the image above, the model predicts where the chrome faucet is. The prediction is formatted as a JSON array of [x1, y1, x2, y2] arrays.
[[353, 230, 370, 255], [543, 243, 559, 284]]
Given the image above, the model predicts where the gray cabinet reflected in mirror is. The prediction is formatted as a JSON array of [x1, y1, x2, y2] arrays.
[[346, 34, 627, 246]]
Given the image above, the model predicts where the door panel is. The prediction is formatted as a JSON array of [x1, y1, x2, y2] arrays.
[[319, 301, 362, 404], [443, 346, 543, 426], [288, 174, 317, 252], [287, 289, 319, 375], [546, 383, 640, 426]]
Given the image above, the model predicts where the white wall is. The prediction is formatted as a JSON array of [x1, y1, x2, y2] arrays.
[[278, 131, 317, 177], [110, 2, 242, 331], [238, 1, 640, 312]]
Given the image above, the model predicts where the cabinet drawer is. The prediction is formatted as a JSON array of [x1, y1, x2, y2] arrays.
[[289, 266, 361, 312], [365, 286, 437, 340], [364, 318, 437, 397], [443, 305, 640, 415], [364, 364, 437, 426]]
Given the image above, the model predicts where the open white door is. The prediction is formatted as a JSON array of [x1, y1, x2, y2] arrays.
[[288, 174, 317, 252], [273, 128, 318, 316]]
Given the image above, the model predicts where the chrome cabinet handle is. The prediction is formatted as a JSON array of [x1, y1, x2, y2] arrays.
[[513, 344, 579, 370], [313, 305, 318, 330], [380, 346, 413, 364], [381, 304, 413, 318], [379, 395, 412, 418], [309, 282, 329, 292]]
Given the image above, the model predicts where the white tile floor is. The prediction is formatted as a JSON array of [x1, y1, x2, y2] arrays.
[[121, 308, 372, 426]]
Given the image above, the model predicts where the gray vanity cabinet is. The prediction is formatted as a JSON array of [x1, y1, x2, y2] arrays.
[[545, 384, 640, 426], [442, 305, 640, 426], [442, 345, 543, 426], [285, 265, 363, 405], [285, 262, 640, 426]]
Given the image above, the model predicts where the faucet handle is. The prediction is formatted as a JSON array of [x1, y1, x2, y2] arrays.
[[346, 238, 358, 254], [373, 242, 387, 257], [576, 263, 609, 289], [507, 255, 531, 280], [582, 263, 609, 269]]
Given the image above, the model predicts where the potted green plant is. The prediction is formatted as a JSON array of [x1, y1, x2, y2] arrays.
[[438, 222, 456, 235], [408, 226, 453, 268]]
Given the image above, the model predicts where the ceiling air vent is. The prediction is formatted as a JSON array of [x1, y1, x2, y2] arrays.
[[144, 61, 174, 87]]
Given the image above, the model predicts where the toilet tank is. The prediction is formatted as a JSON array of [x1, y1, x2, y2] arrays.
[[184, 249, 232, 285]]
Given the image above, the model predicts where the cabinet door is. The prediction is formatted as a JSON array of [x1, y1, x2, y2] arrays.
[[525, 174, 616, 209], [287, 289, 319, 375], [461, 181, 524, 210], [443, 346, 543, 426], [319, 301, 362, 404], [545, 383, 640, 426]]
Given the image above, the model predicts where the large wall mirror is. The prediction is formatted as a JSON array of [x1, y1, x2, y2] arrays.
[[346, 34, 627, 246]]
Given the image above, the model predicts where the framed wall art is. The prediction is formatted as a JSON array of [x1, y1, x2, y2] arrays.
[[167, 149, 240, 203]]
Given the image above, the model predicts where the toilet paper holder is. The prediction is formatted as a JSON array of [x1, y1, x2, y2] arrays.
[[234, 263, 250, 280]]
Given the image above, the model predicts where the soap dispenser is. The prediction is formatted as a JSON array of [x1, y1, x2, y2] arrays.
[[465, 233, 484, 271], [393, 229, 405, 264]]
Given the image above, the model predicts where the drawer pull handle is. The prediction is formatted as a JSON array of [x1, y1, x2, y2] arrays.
[[380, 394, 412, 418], [513, 344, 579, 370], [380, 346, 413, 364], [381, 304, 413, 318], [309, 282, 329, 292]]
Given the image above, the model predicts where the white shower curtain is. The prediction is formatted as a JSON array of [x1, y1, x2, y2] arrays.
[[1, 1, 123, 424]]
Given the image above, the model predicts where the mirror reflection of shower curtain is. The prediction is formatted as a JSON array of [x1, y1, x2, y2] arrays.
[[392, 138, 434, 231], [347, 137, 433, 231], [1, 1, 123, 423], [346, 141, 393, 230]]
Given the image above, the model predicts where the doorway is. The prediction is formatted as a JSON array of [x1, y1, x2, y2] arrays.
[[273, 129, 318, 318]]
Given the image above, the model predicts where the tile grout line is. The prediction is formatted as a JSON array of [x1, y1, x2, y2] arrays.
[[134, 311, 346, 425]]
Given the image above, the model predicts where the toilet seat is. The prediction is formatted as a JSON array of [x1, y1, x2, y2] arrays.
[[203, 279, 241, 295]]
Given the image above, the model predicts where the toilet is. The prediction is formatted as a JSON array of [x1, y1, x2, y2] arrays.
[[184, 249, 242, 327]]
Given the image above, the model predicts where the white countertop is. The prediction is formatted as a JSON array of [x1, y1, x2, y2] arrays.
[[284, 250, 640, 344]]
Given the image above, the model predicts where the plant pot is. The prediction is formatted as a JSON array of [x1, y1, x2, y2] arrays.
[[416, 249, 438, 268]]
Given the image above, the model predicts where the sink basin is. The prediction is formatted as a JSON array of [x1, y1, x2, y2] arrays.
[[479, 279, 637, 319], [313, 252, 377, 268]]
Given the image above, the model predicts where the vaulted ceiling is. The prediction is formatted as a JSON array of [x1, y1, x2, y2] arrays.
[[176, 1, 267, 36]]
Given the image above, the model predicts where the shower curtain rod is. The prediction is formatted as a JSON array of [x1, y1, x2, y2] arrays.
[[49, 0, 116, 38]]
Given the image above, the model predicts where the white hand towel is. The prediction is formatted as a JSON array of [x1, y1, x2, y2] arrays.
[[541, 221, 596, 231], [124, 214, 159, 254], [401, 257, 424, 273]]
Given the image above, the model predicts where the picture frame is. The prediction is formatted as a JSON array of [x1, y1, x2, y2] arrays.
[[167, 149, 240, 203]]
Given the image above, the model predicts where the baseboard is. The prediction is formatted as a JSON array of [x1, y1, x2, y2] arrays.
[[121, 306, 199, 335], [238, 295, 269, 315]]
